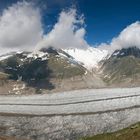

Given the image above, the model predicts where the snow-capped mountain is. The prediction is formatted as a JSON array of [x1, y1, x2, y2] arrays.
[[0, 47, 109, 71], [0, 47, 109, 94], [0, 47, 86, 79], [111, 46, 140, 58], [64, 47, 108, 70], [1, 46, 140, 93]]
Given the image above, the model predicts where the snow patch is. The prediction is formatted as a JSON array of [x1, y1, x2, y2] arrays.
[[26, 51, 48, 60], [0, 54, 13, 61], [112, 51, 120, 56], [64, 47, 108, 70]]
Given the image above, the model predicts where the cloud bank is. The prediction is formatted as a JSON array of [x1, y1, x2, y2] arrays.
[[100, 22, 140, 53], [0, 1, 140, 55], [35, 9, 90, 50], [0, 1, 43, 54], [0, 1, 90, 54]]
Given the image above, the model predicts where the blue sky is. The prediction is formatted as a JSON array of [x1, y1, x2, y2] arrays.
[[38, 0, 140, 45], [79, 0, 140, 45], [0, 0, 140, 46]]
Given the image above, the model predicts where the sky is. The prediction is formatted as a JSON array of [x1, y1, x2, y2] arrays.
[[78, 0, 140, 45], [0, 0, 140, 54]]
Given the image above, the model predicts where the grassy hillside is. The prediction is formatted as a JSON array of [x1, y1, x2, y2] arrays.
[[81, 122, 140, 140]]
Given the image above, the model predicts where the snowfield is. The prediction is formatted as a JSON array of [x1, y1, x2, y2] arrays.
[[64, 47, 108, 70], [0, 87, 140, 140]]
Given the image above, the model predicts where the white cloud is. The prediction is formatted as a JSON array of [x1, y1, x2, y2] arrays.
[[0, 1, 43, 54], [100, 21, 140, 53], [35, 9, 90, 50], [1, 0, 140, 56], [39, 9, 140, 54]]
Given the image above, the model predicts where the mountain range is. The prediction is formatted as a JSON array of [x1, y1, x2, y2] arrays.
[[0, 46, 139, 94]]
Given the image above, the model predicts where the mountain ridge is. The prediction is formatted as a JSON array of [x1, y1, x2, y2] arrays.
[[0, 47, 106, 94], [1, 46, 140, 94], [100, 46, 140, 87]]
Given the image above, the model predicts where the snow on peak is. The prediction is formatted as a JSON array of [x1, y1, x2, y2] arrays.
[[0, 52, 16, 61], [0, 47, 108, 71], [27, 51, 48, 59], [0, 54, 12, 61], [64, 47, 108, 70]]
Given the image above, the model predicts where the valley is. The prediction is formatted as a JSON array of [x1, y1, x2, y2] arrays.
[[0, 1, 139, 139]]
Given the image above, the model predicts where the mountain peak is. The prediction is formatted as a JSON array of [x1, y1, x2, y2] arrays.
[[111, 47, 140, 58], [64, 47, 108, 70], [40, 46, 59, 55]]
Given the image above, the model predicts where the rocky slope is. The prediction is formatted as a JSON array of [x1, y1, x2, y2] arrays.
[[1, 46, 140, 94], [0, 47, 106, 94], [100, 47, 140, 87]]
